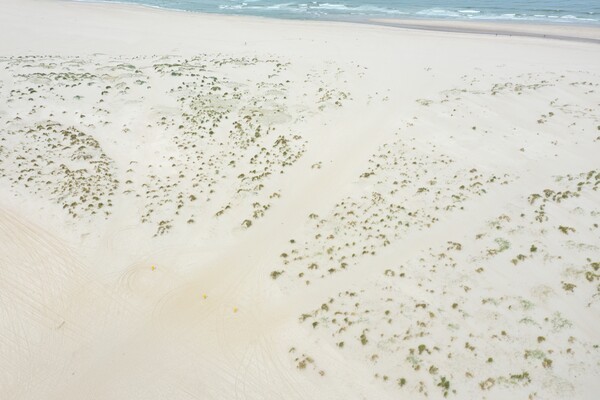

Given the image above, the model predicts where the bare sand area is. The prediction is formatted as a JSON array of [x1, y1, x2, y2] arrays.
[[366, 18, 600, 43], [0, 1, 599, 399]]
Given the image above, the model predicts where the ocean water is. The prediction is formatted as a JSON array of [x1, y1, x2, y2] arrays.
[[81, 0, 600, 24]]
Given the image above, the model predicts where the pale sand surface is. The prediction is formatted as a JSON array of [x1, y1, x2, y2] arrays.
[[0, 0, 599, 399], [366, 18, 600, 43]]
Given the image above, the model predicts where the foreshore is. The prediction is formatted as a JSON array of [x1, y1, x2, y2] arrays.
[[2, 0, 600, 54], [1, 1, 599, 399], [366, 18, 600, 43]]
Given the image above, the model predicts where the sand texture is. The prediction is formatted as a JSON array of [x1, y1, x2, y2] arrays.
[[0, 1, 599, 399]]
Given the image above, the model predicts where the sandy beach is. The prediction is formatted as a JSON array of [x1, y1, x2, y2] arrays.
[[366, 18, 600, 43], [1, 0, 599, 399]]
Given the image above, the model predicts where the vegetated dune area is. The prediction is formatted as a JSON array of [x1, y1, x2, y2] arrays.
[[0, 0, 599, 399]]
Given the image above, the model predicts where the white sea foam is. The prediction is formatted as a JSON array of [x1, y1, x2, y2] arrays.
[[416, 8, 461, 18], [74, 0, 600, 24], [221, 2, 409, 16]]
